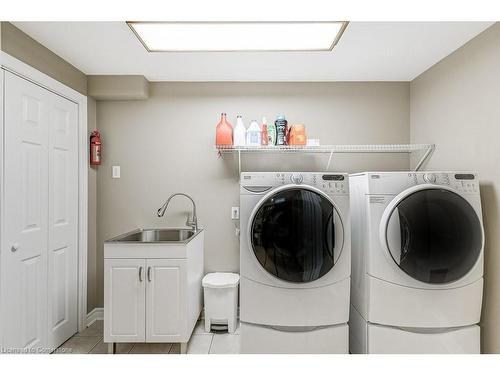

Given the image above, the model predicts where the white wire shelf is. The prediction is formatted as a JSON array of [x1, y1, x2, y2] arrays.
[[215, 143, 435, 175], [215, 144, 433, 154]]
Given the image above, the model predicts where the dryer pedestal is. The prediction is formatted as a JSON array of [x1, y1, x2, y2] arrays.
[[349, 306, 480, 354], [241, 322, 348, 354]]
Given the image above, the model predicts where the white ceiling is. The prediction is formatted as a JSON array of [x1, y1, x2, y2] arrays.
[[13, 21, 493, 82]]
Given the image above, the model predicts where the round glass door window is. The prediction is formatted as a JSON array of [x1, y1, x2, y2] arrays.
[[251, 188, 344, 283], [385, 188, 482, 284]]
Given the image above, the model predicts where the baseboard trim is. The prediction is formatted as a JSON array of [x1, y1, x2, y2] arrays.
[[87, 306, 238, 326], [86, 307, 104, 327]]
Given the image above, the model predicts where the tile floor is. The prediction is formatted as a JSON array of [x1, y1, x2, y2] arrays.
[[55, 319, 241, 354]]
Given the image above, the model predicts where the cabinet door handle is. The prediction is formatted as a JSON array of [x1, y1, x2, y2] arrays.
[[139, 266, 143, 282], [147, 266, 152, 282]]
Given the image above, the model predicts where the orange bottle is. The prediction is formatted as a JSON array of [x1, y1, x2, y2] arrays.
[[261, 124, 269, 146], [215, 113, 233, 146], [288, 124, 307, 145]]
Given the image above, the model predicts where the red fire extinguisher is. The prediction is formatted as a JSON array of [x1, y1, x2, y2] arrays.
[[90, 130, 101, 166]]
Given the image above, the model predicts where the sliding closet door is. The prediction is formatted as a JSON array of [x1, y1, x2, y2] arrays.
[[2, 71, 79, 351], [2, 71, 50, 351], [47, 92, 79, 348]]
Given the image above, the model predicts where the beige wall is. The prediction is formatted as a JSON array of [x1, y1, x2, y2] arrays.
[[94, 81, 410, 306], [410, 23, 500, 353], [0, 22, 87, 95]]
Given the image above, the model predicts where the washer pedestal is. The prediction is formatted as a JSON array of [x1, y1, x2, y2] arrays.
[[241, 322, 348, 354]]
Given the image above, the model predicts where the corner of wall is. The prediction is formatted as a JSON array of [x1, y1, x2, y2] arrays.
[[87, 97, 98, 313], [87, 75, 150, 101]]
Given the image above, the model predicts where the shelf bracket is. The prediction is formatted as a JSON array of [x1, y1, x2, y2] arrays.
[[325, 151, 334, 171], [413, 144, 435, 171]]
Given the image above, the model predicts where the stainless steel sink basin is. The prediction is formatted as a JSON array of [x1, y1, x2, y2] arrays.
[[106, 228, 198, 244]]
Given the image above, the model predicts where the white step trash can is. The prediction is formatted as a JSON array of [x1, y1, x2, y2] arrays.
[[202, 272, 240, 333]]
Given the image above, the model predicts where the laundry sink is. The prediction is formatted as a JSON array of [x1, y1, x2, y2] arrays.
[[104, 228, 204, 259], [106, 228, 199, 244]]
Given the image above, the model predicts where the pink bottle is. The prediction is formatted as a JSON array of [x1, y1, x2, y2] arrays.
[[215, 113, 233, 146]]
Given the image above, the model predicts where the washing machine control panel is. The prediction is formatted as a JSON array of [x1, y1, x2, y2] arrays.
[[406, 172, 479, 194], [258, 172, 349, 195], [318, 174, 348, 195]]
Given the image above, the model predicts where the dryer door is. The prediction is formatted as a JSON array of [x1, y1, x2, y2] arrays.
[[383, 186, 483, 284], [250, 186, 344, 283]]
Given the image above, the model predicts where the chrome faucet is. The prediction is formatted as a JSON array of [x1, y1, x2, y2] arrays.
[[157, 193, 198, 231]]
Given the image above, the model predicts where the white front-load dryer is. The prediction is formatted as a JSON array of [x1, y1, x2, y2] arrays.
[[239, 172, 350, 353], [349, 172, 484, 354]]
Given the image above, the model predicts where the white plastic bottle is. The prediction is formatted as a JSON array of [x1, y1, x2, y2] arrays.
[[246, 120, 262, 146], [233, 115, 247, 146]]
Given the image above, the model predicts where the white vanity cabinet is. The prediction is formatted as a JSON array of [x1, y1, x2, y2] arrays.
[[104, 229, 204, 353]]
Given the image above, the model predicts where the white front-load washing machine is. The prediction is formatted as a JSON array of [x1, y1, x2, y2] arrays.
[[349, 172, 484, 354], [239, 172, 350, 353]]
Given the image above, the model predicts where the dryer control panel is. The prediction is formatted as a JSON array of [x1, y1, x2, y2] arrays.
[[406, 172, 479, 194]]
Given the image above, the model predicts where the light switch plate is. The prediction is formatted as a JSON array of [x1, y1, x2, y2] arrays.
[[112, 166, 120, 179], [231, 207, 239, 220]]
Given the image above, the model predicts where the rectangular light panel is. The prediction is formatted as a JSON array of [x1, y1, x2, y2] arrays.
[[127, 21, 348, 52]]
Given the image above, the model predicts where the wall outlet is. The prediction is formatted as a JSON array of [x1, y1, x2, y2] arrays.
[[231, 207, 239, 220], [112, 166, 120, 179]]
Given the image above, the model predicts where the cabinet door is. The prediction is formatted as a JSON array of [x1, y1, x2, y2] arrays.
[[146, 259, 186, 342], [104, 259, 146, 342]]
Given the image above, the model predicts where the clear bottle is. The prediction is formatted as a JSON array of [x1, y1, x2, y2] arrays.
[[233, 115, 247, 146], [215, 113, 233, 146], [246, 120, 262, 146], [265, 116, 277, 145]]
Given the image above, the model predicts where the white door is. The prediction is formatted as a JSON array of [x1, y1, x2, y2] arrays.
[[146, 259, 185, 342], [1, 71, 79, 351], [47, 92, 79, 348], [2, 71, 50, 351], [104, 259, 146, 342]]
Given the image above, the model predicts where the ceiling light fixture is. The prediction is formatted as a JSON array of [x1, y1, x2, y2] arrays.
[[127, 21, 348, 52]]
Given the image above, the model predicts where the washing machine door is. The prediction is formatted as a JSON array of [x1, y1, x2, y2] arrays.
[[381, 185, 483, 284], [249, 185, 344, 283]]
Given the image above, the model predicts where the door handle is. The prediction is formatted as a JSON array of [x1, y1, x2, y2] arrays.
[[147, 266, 152, 282], [11, 243, 20, 252], [139, 266, 143, 282]]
